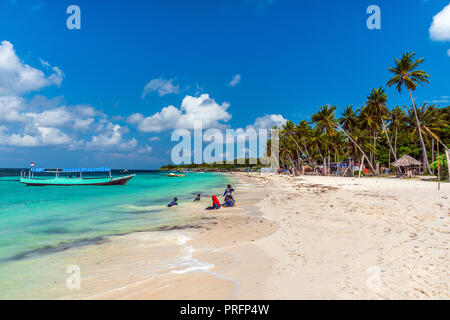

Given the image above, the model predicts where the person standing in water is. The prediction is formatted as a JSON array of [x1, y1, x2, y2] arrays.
[[168, 197, 178, 207], [194, 194, 201, 202]]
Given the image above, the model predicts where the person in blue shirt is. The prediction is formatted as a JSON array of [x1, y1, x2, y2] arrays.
[[222, 194, 234, 207], [194, 194, 201, 202], [223, 185, 235, 203], [168, 197, 178, 207]]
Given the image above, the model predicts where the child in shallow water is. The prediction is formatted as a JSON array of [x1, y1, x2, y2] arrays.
[[167, 197, 178, 207], [194, 194, 201, 201]]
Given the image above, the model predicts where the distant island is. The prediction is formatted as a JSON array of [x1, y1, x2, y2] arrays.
[[159, 159, 265, 172]]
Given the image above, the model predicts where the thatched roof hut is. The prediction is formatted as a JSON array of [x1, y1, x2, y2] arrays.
[[392, 154, 421, 167]]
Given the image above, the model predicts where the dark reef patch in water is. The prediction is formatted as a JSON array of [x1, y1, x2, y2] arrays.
[[37, 227, 72, 234], [0, 220, 209, 264], [4, 236, 108, 263]]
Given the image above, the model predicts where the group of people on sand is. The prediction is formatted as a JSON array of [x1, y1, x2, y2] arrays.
[[167, 184, 236, 210]]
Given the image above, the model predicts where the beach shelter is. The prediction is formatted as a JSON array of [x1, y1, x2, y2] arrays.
[[392, 154, 421, 175]]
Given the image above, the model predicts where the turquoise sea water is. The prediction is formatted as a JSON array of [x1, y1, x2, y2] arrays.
[[0, 170, 228, 265]]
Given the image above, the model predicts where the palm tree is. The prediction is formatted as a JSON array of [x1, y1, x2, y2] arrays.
[[339, 105, 358, 132], [295, 120, 314, 164], [310, 128, 326, 165], [312, 105, 376, 173], [387, 52, 431, 172], [358, 104, 380, 164], [281, 121, 308, 168], [367, 87, 397, 161], [413, 103, 448, 163], [312, 105, 338, 136], [279, 137, 296, 171], [330, 131, 345, 162], [389, 106, 407, 156], [345, 126, 376, 175]]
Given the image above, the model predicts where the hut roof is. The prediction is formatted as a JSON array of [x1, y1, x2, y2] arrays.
[[392, 154, 421, 167]]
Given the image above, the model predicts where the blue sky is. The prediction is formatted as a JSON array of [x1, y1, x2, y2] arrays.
[[0, 0, 449, 169]]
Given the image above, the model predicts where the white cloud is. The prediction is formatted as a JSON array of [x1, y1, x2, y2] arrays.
[[128, 93, 231, 132], [429, 3, 450, 41], [0, 41, 64, 96], [227, 74, 241, 87], [0, 126, 72, 147], [0, 41, 139, 152], [73, 118, 95, 130], [87, 123, 137, 151], [137, 145, 153, 154], [0, 96, 26, 122], [447, 48, 450, 56], [248, 114, 287, 129], [32, 107, 74, 126], [429, 95, 450, 103], [39, 58, 51, 68], [142, 78, 180, 98], [148, 136, 160, 141], [0, 98, 99, 131]]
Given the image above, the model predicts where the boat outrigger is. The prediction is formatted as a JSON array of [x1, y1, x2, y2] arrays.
[[20, 167, 135, 186]]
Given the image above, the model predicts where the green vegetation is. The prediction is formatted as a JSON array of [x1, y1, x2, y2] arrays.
[[159, 159, 264, 172], [430, 154, 449, 180], [268, 52, 449, 175]]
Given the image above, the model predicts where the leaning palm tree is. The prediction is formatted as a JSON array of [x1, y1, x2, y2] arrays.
[[312, 105, 376, 173], [282, 120, 309, 167], [358, 104, 380, 165], [295, 120, 314, 164], [339, 105, 358, 132], [367, 87, 397, 161], [387, 52, 431, 172], [389, 106, 407, 155], [413, 103, 448, 163], [310, 128, 326, 165], [345, 126, 376, 175], [279, 137, 297, 171]]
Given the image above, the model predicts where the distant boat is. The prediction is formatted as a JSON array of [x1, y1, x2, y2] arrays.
[[20, 167, 135, 186], [167, 173, 185, 177]]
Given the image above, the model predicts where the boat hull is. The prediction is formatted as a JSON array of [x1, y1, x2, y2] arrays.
[[20, 174, 135, 186]]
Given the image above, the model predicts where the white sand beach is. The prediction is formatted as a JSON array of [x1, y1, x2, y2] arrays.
[[247, 173, 449, 299], [6, 173, 448, 300]]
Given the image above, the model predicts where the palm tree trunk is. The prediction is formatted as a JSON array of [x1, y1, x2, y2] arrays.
[[302, 138, 312, 164], [288, 132, 310, 165], [332, 123, 376, 174], [408, 88, 431, 173], [286, 153, 296, 175], [431, 139, 434, 163], [358, 155, 365, 178], [394, 127, 398, 155], [388, 149, 391, 168], [316, 144, 325, 174], [378, 109, 397, 161], [371, 129, 378, 175], [445, 149, 450, 182]]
